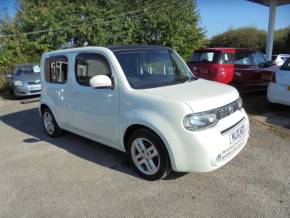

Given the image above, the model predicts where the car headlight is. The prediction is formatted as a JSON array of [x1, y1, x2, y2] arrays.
[[14, 80, 23, 86], [183, 111, 218, 131], [183, 97, 243, 131]]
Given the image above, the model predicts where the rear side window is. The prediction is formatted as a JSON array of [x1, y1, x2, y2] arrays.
[[280, 58, 290, 71], [219, 53, 234, 64], [45, 56, 68, 84], [75, 53, 111, 86], [189, 51, 221, 64]]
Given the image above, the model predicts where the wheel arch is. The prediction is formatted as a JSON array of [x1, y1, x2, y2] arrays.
[[123, 123, 175, 170]]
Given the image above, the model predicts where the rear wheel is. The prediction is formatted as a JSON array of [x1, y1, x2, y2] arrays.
[[127, 129, 171, 180], [42, 108, 62, 137]]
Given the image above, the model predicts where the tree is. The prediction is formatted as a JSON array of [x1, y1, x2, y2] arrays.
[[209, 27, 267, 52], [0, 0, 204, 65], [208, 26, 290, 54]]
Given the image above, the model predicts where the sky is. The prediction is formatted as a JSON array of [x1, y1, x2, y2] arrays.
[[0, 0, 290, 38], [196, 0, 290, 38]]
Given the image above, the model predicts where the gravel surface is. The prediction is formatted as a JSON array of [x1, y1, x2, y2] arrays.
[[0, 95, 289, 218]]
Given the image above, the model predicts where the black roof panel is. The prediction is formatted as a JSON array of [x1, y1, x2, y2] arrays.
[[106, 44, 169, 52]]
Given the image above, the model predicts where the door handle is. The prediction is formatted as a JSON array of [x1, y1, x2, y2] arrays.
[[72, 91, 79, 96]]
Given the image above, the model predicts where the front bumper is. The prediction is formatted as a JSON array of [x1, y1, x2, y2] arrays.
[[170, 108, 249, 172], [14, 84, 41, 97]]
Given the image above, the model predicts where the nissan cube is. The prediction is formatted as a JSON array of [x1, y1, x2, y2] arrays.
[[39, 45, 250, 180]]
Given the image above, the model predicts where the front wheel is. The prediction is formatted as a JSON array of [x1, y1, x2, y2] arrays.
[[127, 129, 171, 180]]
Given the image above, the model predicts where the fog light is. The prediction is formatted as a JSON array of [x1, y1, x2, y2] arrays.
[[216, 154, 222, 164]]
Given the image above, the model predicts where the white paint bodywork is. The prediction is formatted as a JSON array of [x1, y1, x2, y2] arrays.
[[267, 68, 290, 106], [39, 46, 250, 172]]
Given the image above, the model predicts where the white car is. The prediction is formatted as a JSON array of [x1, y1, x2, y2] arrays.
[[272, 54, 290, 66], [39, 45, 250, 180], [267, 57, 290, 106]]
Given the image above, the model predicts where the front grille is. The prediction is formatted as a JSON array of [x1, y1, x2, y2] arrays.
[[30, 90, 41, 93], [27, 81, 41, 85], [216, 99, 242, 120]]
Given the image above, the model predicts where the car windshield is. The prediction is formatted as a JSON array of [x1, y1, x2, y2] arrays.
[[114, 49, 196, 89], [15, 65, 40, 76]]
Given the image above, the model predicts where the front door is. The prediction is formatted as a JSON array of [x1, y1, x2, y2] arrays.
[[69, 52, 119, 148], [233, 51, 259, 91]]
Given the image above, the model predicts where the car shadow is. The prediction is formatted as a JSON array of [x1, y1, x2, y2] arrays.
[[1, 107, 184, 180], [1, 107, 139, 178], [242, 92, 290, 130]]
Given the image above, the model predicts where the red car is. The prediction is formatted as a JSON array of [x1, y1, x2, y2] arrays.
[[187, 48, 279, 92]]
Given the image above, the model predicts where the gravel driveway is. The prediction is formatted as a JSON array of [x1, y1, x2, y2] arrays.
[[0, 94, 289, 218]]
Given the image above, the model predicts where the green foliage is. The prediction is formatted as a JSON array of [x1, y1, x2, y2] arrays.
[[0, 0, 204, 81], [274, 26, 290, 54], [209, 27, 267, 51], [209, 26, 290, 54]]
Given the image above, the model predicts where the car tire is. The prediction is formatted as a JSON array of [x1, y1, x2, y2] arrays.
[[42, 108, 62, 137], [127, 129, 171, 180]]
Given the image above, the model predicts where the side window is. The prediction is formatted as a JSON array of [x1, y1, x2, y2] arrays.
[[45, 56, 68, 84], [219, 53, 234, 64], [234, 52, 253, 65], [252, 52, 266, 65], [75, 53, 111, 86]]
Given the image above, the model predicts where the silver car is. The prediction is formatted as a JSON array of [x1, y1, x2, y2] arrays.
[[10, 64, 41, 97]]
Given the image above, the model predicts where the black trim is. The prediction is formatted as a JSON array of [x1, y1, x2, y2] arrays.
[[221, 117, 245, 135]]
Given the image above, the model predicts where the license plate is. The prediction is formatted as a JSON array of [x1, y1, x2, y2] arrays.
[[229, 124, 246, 144], [30, 86, 39, 91]]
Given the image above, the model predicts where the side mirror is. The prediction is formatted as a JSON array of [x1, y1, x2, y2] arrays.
[[89, 75, 113, 89]]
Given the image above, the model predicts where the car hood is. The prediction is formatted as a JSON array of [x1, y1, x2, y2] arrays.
[[14, 74, 41, 83], [143, 79, 239, 113]]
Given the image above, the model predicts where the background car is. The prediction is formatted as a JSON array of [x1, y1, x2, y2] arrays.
[[271, 54, 290, 66], [267, 57, 290, 106], [10, 63, 41, 97], [187, 48, 279, 92]]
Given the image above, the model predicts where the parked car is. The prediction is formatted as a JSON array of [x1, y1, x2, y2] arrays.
[[9, 63, 41, 97], [267, 57, 290, 106], [187, 48, 279, 92], [272, 54, 290, 66], [39, 45, 250, 180]]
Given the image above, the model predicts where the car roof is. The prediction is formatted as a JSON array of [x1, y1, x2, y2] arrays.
[[194, 47, 255, 53], [43, 45, 169, 57], [14, 63, 39, 67], [106, 44, 168, 52]]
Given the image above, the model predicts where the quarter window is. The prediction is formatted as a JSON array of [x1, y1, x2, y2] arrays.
[[45, 56, 68, 83], [75, 53, 111, 86]]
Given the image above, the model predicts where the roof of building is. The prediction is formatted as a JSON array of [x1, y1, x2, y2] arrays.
[[247, 0, 290, 6]]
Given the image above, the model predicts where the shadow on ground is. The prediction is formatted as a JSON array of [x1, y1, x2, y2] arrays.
[[1, 107, 184, 180], [1, 107, 139, 178], [242, 92, 290, 129]]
